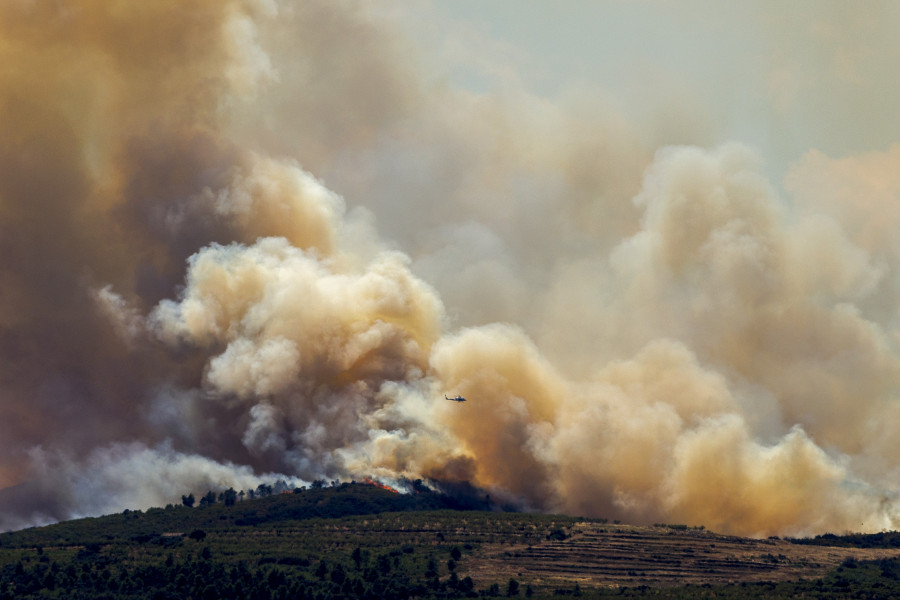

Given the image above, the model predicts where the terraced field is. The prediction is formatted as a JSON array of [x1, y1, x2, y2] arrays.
[[460, 522, 900, 591]]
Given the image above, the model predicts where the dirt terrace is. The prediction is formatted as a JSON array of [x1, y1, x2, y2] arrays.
[[460, 522, 900, 590]]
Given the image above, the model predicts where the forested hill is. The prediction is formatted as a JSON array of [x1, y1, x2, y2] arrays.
[[0, 480, 489, 549], [0, 481, 559, 600]]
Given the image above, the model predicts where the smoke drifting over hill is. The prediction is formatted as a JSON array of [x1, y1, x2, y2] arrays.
[[2, 1, 900, 537]]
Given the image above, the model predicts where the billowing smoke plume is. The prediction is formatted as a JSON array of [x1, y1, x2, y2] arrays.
[[1, 1, 900, 537]]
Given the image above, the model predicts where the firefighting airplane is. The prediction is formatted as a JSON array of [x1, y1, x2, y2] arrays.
[[445, 395, 467, 402]]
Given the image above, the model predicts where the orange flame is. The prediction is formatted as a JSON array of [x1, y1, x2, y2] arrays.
[[362, 478, 400, 494]]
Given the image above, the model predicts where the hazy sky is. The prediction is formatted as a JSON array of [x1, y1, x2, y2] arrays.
[[420, 0, 900, 181]]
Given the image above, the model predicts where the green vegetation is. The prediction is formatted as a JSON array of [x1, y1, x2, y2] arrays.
[[789, 530, 900, 549], [0, 482, 576, 599], [652, 523, 704, 532]]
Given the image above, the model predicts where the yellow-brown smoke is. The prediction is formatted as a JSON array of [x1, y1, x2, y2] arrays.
[[1, 1, 899, 537]]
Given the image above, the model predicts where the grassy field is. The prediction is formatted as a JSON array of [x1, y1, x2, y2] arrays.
[[1, 483, 900, 599]]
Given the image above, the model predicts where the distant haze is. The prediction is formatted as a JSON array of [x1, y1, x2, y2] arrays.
[[1, 1, 900, 537]]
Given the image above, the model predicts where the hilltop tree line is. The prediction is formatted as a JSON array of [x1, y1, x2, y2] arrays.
[[180, 479, 340, 508]]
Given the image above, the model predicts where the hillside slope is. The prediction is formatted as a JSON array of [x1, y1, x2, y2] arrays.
[[1, 483, 900, 599]]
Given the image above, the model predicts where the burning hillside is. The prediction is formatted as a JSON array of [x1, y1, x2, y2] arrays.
[[362, 479, 400, 495]]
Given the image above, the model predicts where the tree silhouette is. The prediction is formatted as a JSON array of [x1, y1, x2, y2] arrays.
[[507, 578, 520, 596], [189, 529, 206, 542]]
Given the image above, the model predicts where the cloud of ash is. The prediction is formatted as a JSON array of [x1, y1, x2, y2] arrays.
[[2, 0, 900, 537]]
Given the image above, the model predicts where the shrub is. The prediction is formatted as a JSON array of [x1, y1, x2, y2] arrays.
[[547, 529, 568, 541]]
